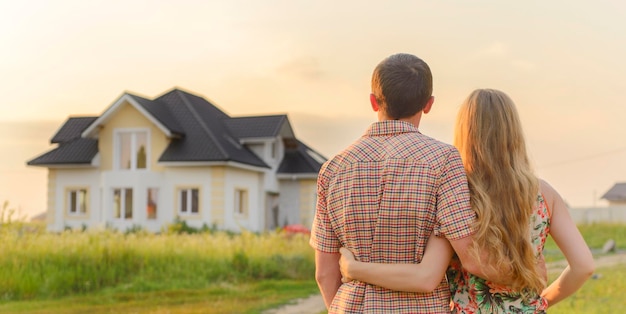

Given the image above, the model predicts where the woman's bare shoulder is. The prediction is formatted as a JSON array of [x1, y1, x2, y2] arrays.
[[539, 179, 565, 210]]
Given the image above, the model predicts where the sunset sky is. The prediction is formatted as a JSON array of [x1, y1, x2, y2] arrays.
[[1, 0, 625, 219]]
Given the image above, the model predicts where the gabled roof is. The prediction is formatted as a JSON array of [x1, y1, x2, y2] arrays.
[[51, 117, 98, 144], [81, 93, 183, 139], [278, 139, 326, 175], [601, 183, 626, 201]]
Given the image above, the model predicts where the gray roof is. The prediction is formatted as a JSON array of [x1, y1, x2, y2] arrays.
[[51, 117, 97, 144], [278, 139, 325, 174], [226, 115, 288, 139], [155, 89, 267, 167], [28, 138, 98, 165], [601, 183, 626, 201], [129, 94, 185, 136], [28, 88, 325, 173]]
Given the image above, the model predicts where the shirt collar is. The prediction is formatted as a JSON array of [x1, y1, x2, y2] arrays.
[[366, 120, 421, 137]]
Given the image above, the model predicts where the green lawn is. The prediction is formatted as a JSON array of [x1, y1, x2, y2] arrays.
[[0, 280, 320, 314], [548, 265, 626, 314]]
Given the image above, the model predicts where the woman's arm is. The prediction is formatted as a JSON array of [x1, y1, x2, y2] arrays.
[[539, 180, 595, 307], [339, 234, 454, 292]]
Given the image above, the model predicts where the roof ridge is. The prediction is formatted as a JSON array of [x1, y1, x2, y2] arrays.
[[174, 90, 229, 158]]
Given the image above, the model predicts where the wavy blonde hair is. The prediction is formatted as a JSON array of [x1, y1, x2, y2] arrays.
[[454, 89, 545, 295]]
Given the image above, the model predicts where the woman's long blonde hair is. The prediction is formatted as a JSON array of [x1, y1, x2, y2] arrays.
[[454, 89, 545, 294]]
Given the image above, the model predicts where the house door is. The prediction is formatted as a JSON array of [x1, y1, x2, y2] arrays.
[[265, 193, 280, 230]]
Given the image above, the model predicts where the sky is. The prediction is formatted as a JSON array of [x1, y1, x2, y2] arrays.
[[1, 0, 626, 219]]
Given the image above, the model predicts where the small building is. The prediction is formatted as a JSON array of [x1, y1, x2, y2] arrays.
[[27, 88, 326, 233], [601, 182, 626, 206]]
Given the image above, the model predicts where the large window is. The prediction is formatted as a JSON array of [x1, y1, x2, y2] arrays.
[[147, 188, 158, 220], [179, 188, 199, 215], [235, 188, 248, 216], [116, 130, 148, 170], [67, 188, 87, 215], [113, 188, 133, 219]]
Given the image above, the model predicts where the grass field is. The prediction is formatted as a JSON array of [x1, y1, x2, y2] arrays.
[[0, 218, 624, 313], [547, 264, 626, 314], [0, 280, 320, 314]]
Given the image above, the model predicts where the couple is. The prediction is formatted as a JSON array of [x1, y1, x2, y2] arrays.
[[309, 53, 595, 313]]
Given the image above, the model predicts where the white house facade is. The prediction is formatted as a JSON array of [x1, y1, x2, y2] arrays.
[[28, 88, 325, 233]]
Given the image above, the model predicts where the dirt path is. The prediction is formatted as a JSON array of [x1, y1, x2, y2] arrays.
[[263, 252, 626, 314]]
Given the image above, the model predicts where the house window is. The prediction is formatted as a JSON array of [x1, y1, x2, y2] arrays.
[[271, 142, 276, 159], [116, 130, 148, 170], [235, 188, 248, 216], [179, 188, 199, 215], [113, 188, 133, 219], [147, 188, 158, 220], [67, 188, 88, 215]]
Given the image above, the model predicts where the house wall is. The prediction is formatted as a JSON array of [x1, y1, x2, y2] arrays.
[[101, 170, 171, 232], [98, 101, 168, 172], [210, 166, 225, 228], [244, 138, 283, 194], [298, 179, 317, 228], [46, 169, 57, 231], [50, 168, 101, 232], [222, 167, 264, 232], [278, 180, 299, 227], [92, 165, 263, 233]]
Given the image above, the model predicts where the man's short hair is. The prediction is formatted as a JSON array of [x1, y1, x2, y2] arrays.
[[371, 53, 433, 119]]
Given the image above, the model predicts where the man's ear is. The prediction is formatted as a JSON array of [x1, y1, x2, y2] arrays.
[[423, 96, 435, 114], [370, 93, 380, 112]]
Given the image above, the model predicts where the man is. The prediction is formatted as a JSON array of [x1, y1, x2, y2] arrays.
[[309, 53, 502, 313]]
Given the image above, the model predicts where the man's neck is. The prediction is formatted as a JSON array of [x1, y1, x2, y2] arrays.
[[378, 111, 423, 128]]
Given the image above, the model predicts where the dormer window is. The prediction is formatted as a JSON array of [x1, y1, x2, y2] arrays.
[[115, 129, 149, 170]]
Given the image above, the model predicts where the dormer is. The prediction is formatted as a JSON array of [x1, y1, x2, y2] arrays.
[[225, 115, 295, 169]]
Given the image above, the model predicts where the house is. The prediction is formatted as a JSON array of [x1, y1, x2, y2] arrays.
[[27, 88, 326, 233], [601, 182, 626, 206]]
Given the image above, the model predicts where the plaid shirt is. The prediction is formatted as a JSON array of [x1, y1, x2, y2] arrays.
[[310, 121, 475, 313]]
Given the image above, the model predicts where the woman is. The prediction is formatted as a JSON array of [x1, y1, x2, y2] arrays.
[[339, 89, 595, 313]]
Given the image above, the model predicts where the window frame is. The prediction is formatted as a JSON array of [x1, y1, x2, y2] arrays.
[[66, 188, 88, 216], [178, 187, 200, 216], [146, 187, 158, 220], [113, 128, 150, 171], [113, 188, 133, 220], [234, 188, 249, 217]]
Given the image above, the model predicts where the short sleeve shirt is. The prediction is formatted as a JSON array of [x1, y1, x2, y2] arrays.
[[309, 121, 475, 313]]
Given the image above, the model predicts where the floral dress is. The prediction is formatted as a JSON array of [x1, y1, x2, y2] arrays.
[[447, 194, 551, 313]]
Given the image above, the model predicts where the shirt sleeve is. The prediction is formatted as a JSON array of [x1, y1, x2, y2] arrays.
[[434, 148, 476, 240], [309, 162, 341, 253]]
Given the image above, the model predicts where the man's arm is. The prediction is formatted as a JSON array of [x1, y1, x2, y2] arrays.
[[315, 250, 342, 309]]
